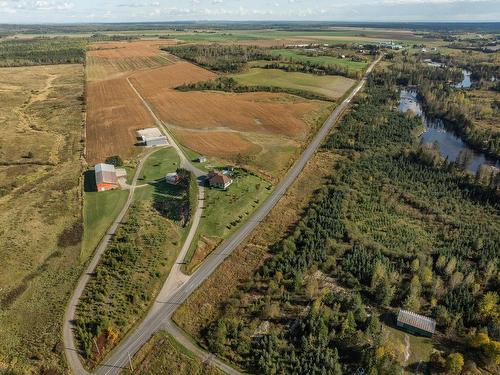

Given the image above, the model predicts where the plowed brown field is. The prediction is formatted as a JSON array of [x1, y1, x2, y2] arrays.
[[85, 39, 332, 178], [86, 77, 155, 164], [172, 129, 261, 158], [85, 40, 177, 164], [129, 62, 323, 139]]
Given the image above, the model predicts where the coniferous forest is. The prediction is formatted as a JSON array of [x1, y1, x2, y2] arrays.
[[200, 61, 500, 375]]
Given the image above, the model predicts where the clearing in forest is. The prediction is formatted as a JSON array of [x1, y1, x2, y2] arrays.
[[232, 68, 355, 99]]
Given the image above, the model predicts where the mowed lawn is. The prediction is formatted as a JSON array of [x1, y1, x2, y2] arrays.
[[82, 189, 129, 259], [185, 170, 272, 272], [270, 49, 368, 71], [232, 68, 355, 99], [140, 146, 180, 182]]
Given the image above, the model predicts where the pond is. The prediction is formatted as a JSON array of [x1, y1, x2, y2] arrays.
[[399, 89, 499, 174], [455, 69, 472, 89]]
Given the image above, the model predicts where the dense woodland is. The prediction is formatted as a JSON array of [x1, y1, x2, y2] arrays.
[[176, 76, 333, 102], [200, 68, 500, 374], [164, 44, 276, 72], [0, 35, 135, 67], [0, 38, 86, 66]]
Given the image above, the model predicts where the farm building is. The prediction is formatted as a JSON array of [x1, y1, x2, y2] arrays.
[[136, 128, 169, 147], [197, 156, 207, 163], [166, 172, 180, 185], [397, 309, 436, 337], [95, 163, 119, 192], [208, 171, 232, 190]]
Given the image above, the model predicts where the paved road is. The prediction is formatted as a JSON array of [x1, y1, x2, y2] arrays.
[[94, 55, 382, 375], [63, 147, 165, 375], [63, 75, 207, 375]]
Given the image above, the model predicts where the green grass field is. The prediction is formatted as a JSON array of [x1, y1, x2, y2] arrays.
[[82, 189, 129, 260], [270, 49, 368, 71], [184, 170, 272, 272], [124, 331, 223, 375], [383, 324, 433, 374], [232, 68, 355, 99], [140, 147, 180, 182]]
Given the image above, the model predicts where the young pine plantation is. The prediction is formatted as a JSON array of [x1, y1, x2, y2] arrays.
[[174, 63, 500, 375]]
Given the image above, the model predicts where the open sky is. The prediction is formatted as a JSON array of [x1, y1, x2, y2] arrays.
[[0, 0, 499, 23]]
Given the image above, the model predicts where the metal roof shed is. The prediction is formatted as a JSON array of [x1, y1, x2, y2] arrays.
[[397, 309, 436, 337]]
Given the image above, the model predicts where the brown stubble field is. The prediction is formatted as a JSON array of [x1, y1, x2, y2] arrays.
[[85, 39, 333, 179], [85, 39, 176, 165], [0, 64, 85, 374], [129, 61, 332, 179]]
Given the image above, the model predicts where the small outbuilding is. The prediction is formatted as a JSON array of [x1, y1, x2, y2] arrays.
[[208, 170, 232, 190], [166, 172, 180, 185], [95, 163, 119, 192], [397, 309, 436, 337], [197, 156, 208, 163], [136, 128, 169, 147]]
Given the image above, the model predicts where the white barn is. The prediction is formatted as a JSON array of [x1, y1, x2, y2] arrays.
[[136, 128, 169, 147]]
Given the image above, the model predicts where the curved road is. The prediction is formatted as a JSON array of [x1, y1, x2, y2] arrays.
[[63, 147, 166, 375], [92, 55, 382, 374], [64, 74, 207, 374]]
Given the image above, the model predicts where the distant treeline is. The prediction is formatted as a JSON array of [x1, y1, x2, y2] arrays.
[[0, 38, 86, 66], [0, 35, 136, 67], [176, 76, 334, 102], [164, 44, 276, 73]]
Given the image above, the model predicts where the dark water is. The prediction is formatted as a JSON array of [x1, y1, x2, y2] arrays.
[[455, 70, 472, 89], [399, 89, 499, 173]]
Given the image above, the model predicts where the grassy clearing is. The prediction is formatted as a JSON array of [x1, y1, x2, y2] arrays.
[[270, 49, 368, 71], [124, 331, 223, 375], [174, 151, 339, 336], [0, 64, 84, 374], [381, 323, 433, 374], [81, 188, 129, 260], [184, 170, 272, 273], [232, 68, 354, 99], [140, 147, 180, 182]]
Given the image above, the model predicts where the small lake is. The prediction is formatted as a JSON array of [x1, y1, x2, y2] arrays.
[[399, 89, 499, 173]]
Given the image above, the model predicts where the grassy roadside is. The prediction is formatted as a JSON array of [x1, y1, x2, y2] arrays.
[[123, 331, 223, 375], [81, 189, 129, 260], [173, 150, 340, 337]]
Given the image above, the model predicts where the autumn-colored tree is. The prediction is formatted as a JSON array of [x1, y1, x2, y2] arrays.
[[445, 353, 464, 374]]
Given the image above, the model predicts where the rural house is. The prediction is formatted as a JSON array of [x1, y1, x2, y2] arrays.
[[166, 172, 180, 185], [208, 171, 232, 189], [136, 127, 169, 147], [95, 163, 119, 192], [397, 309, 436, 337]]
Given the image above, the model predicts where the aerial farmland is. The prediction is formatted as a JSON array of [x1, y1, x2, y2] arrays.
[[1, 18, 497, 375]]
